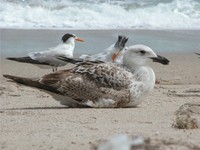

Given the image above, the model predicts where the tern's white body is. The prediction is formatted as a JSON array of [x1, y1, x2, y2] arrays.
[[80, 44, 127, 64], [6, 33, 84, 72], [29, 37, 75, 68]]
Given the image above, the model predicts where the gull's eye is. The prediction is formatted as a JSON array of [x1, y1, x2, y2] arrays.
[[140, 50, 146, 55]]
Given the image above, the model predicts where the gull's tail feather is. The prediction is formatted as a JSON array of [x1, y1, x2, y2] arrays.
[[3, 74, 60, 94], [3, 74, 91, 108], [7, 57, 49, 65]]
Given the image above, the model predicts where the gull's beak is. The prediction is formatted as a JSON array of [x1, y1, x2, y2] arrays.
[[112, 50, 121, 62], [75, 37, 84, 42], [150, 55, 170, 65]]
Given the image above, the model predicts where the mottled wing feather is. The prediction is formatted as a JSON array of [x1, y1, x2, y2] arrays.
[[39, 62, 133, 104], [40, 69, 72, 85], [73, 62, 132, 89]]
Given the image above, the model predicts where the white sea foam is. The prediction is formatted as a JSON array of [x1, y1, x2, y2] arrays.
[[0, 0, 200, 29]]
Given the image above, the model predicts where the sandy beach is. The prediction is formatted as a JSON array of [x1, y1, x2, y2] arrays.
[[0, 52, 200, 150], [1, 0, 200, 148]]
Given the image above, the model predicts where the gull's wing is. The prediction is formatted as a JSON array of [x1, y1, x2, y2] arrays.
[[41, 62, 132, 90], [4, 62, 133, 107], [39, 62, 133, 107]]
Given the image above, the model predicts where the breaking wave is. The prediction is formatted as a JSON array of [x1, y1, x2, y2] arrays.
[[0, 0, 200, 29]]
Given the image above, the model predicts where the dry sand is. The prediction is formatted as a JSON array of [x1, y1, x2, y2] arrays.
[[0, 53, 200, 150]]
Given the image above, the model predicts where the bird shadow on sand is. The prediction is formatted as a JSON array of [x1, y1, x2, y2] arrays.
[[0, 106, 137, 111], [0, 106, 81, 111]]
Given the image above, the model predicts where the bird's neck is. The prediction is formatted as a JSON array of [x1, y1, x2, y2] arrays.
[[133, 66, 155, 89], [62, 39, 75, 57], [65, 38, 75, 47], [125, 65, 156, 107], [123, 58, 156, 89]]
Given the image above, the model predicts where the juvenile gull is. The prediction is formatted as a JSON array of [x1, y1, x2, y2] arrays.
[[4, 44, 169, 108], [7, 33, 84, 72]]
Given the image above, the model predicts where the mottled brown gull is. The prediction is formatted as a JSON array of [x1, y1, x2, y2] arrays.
[[3, 44, 169, 108]]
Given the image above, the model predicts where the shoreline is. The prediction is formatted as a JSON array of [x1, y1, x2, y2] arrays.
[[1, 29, 200, 57]]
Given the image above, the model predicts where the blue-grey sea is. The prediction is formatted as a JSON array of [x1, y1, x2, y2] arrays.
[[1, 29, 200, 57]]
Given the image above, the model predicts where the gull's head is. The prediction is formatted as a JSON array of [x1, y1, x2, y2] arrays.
[[122, 44, 169, 68], [62, 33, 84, 44]]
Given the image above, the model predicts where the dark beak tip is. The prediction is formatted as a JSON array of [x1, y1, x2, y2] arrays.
[[163, 61, 170, 65], [151, 55, 170, 65]]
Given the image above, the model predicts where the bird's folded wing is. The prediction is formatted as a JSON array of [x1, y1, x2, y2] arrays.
[[38, 62, 132, 104], [56, 56, 104, 64], [40, 62, 132, 91]]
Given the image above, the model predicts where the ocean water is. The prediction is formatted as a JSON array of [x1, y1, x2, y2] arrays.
[[1, 29, 200, 57], [0, 0, 200, 29]]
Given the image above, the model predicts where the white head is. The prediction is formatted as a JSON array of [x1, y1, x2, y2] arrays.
[[123, 44, 157, 69]]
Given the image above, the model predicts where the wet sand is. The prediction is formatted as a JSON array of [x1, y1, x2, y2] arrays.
[[0, 52, 200, 149]]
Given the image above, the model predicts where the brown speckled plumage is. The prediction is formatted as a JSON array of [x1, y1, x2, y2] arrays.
[[39, 61, 133, 107]]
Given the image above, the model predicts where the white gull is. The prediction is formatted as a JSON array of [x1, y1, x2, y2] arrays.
[[7, 33, 84, 72], [3, 44, 169, 108]]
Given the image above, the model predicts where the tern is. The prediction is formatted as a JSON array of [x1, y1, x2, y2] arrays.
[[7, 33, 84, 72]]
